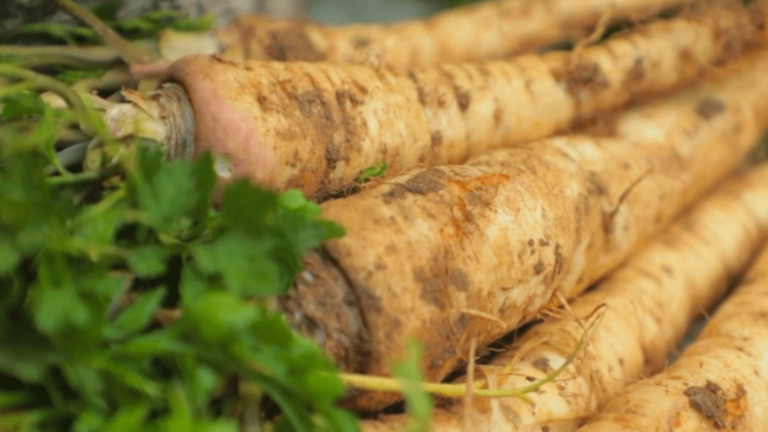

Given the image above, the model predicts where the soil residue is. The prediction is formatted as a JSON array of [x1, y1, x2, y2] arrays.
[[265, 26, 326, 61], [695, 97, 726, 120], [684, 380, 748, 430]]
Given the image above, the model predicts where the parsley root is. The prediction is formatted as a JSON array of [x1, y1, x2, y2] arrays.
[[359, 161, 768, 431], [574, 233, 768, 432], [106, 1, 760, 199], [210, 0, 692, 69], [278, 49, 768, 411]]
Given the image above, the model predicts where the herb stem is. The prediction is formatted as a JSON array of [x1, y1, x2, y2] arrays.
[[338, 308, 604, 401], [52, 0, 158, 65], [0, 81, 34, 99], [46, 163, 120, 186], [0, 64, 113, 143], [0, 44, 121, 64]]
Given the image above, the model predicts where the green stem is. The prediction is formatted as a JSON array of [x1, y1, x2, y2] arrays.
[[4, 55, 115, 70], [0, 81, 34, 99], [338, 309, 604, 402], [0, 64, 111, 143], [72, 66, 135, 93], [52, 0, 158, 65], [45, 141, 89, 175], [46, 163, 120, 186], [0, 44, 121, 64]]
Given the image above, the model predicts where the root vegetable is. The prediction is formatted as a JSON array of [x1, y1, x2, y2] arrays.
[[278, 49, 768, 411], [109, 1, 761, 199], [210, 0, 693, 69], [573, 237, 768, 432], [358, 161, 768, 432]]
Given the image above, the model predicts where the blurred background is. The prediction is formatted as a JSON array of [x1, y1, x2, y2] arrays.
[[0, 0, 481, 38]]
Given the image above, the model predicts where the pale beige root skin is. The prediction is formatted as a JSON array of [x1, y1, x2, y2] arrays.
[[358, 162, 768, 432], [574, 241, 768, 432], [212, 0, 692, 69], [161, 1, 760, 199], [279, 50, 768, 412]]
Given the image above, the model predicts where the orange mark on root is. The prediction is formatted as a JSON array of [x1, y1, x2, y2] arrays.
[[673, 410, 684, 428], [440, 174, 509, 241], [447, 174, 510, 193], [725, 387, 748, 422]]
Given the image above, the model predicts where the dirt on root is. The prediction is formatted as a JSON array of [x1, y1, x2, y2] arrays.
[[683, 380, 748, 430]]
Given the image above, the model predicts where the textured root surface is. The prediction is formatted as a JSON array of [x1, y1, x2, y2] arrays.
[[162, 0, 761, 199], [575, 240, 768, 432], [359, 162, 768, 431], [213, 0, 695, 69], [277, 51, 768, 411]]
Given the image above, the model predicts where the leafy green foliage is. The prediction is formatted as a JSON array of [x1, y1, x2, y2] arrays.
[[55, 68, 107, 85], [0, 79, 357, 431], [0, 91, 47, 121], [8, 2, 215, 45]]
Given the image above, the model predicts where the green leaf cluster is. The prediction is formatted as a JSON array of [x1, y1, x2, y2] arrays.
[[8, 1, 215, 45], [0, 88, 356, 431]]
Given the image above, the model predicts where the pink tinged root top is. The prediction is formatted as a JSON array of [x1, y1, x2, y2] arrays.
[[162, 54, 275, 189]]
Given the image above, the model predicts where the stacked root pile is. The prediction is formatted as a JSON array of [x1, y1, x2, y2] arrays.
[[31, 0, 768, 430]]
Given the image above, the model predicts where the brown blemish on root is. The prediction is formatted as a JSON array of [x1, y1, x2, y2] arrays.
[[684, 380, 728, 429], [382, 187, 407, 204], [296, 89, 333, 122], [553, 244, 564, 277], [533, 357, 552, 373], [404, 168, 447, 194], [335, 89, 363, 108], [448, 268, 470, 291], [326, 144, 346, 167], [493, 107, 503, 126], [431, 131, 444, 150], [357, 286, 385, 313], [587, 171, 608, 196], [381, 168, 447, 203], [419, 278, 446, 309], [602, 210, 616, 239], [407, 70, 428, 105], [353, 35, 370, 49], [534, 262, 545, 275], [455, 86, 471, 111], [696, 97, 726, 120], [626, 57, 646, 82], [564, 61, 610, 91], [265, 27, 326, 61], [210, 55, 241, 67]]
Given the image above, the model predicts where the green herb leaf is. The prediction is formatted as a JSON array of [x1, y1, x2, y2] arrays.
[[356, 161, 388, 184], [1, 72, 354, 432], [191, 232, 282, 297], [391, 340, 433, 432], [0, 239, 20, 275], [127, 245, 171, 277], [104, 287, 166, 339], [1, 91, 46, 121]]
